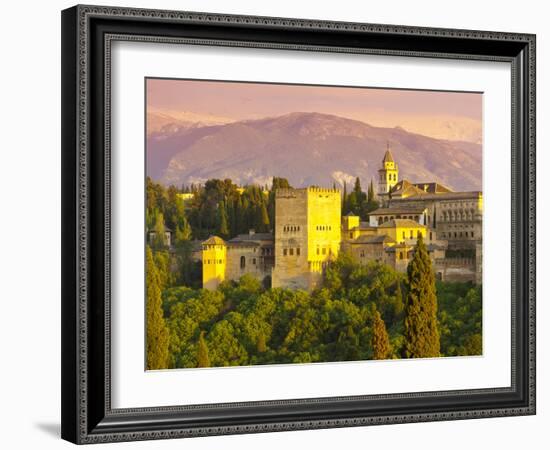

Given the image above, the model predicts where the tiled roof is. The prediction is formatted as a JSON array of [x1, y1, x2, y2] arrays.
[[229, 232, 273, 242], [389, 180, 426, 197], [227, 241, 260, 248], [379, 219, 425, 228], [390, 191, 482, 201], [412, 182, 453, 194], [369, 206, 426, 215], [351, 235, 396, 244], [202, 236, 226, 246]]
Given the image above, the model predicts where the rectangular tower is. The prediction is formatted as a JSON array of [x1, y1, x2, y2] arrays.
[[272, 187, 341, 290]]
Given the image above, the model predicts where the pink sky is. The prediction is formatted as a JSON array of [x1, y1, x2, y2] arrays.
[[146, 78, 482, 143]]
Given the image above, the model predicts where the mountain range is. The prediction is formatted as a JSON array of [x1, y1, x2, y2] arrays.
[[146, 112, 482, 192]]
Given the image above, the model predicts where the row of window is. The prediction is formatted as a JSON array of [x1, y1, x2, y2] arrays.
[[204, 259, 224, 265], [283, 225, 301, 232], [441, 231, 475, 239], [440, 210, 477, 222], [308, 260, 329, 270], [315, 225, 333, 231], [380, 173, 397, 182], [442, 201, 478, 209], [282, 247, 301, 256], [378, 215, 420, 224]]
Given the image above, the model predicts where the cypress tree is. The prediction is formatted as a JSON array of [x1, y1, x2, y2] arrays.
[[372, 310, 392, 360], [404, 235, 440, 358], [217, 201, 229, 238], [152, 212, 167, 249], [342, 182, 348, 214], [175, 215, 192, 246], [197, 331, 210, 368], [259, 201, 270, 232], [368, 179, 375, 203], [353, 177, 362, 195], [395, 278, 404, 316], [146, 246, 170, 370]]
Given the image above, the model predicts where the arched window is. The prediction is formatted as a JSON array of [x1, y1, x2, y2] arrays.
[[240, 256, 246, 269]]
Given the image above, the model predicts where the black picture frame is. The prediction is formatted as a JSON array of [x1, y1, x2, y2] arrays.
[[61, 4, 536, 444]]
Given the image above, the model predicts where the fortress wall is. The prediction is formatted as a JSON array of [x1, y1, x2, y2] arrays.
[[435, 257, 477, 283], [225, 245, 270, 283]]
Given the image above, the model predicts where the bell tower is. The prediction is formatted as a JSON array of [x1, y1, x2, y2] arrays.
[[378, 143, 398, 196]]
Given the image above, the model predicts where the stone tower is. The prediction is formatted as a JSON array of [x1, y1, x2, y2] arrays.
[[201, 236, 227, 290], [378, 143, 399, 196], [271, 187, 341, 290]]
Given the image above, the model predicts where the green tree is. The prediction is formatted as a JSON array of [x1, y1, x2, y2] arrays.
[[271, 177, 291, 190], [403, 235, 440, 358], [258, 201, 270, 232], [146, 246, 170, 370], [353, 177, 362, 196], [342, 182, 348, 214], [256, 332, 267, 353], [197, 331, 211, 368], [372, 309, 392, 360], [174, 214, 192, 246], [152, 212, 167, 249], [217, 201, 230, 238], [367, 179, 375, 203], [394, 278, 404, 317]]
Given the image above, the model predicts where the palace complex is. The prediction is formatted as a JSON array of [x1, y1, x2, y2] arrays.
[[201, 148, 482, 291]]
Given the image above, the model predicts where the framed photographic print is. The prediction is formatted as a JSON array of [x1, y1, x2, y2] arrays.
[[61, 4, 536, 444]]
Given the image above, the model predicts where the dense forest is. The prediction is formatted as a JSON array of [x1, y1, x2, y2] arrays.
[[144, 175, 482, 370], [146, 176, 379, 243]]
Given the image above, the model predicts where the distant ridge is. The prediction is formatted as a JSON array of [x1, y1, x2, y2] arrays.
[[146, 112, 482, 191]]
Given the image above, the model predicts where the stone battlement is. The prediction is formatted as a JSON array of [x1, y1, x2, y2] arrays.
[[275, 186, 340, 198]]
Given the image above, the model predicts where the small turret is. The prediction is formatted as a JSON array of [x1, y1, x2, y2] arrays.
[[378, 142, 399, 196], [202, 236, 227, 290]]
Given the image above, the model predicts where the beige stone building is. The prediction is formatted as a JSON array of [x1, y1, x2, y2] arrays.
[[376, 147, 483, 284]]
